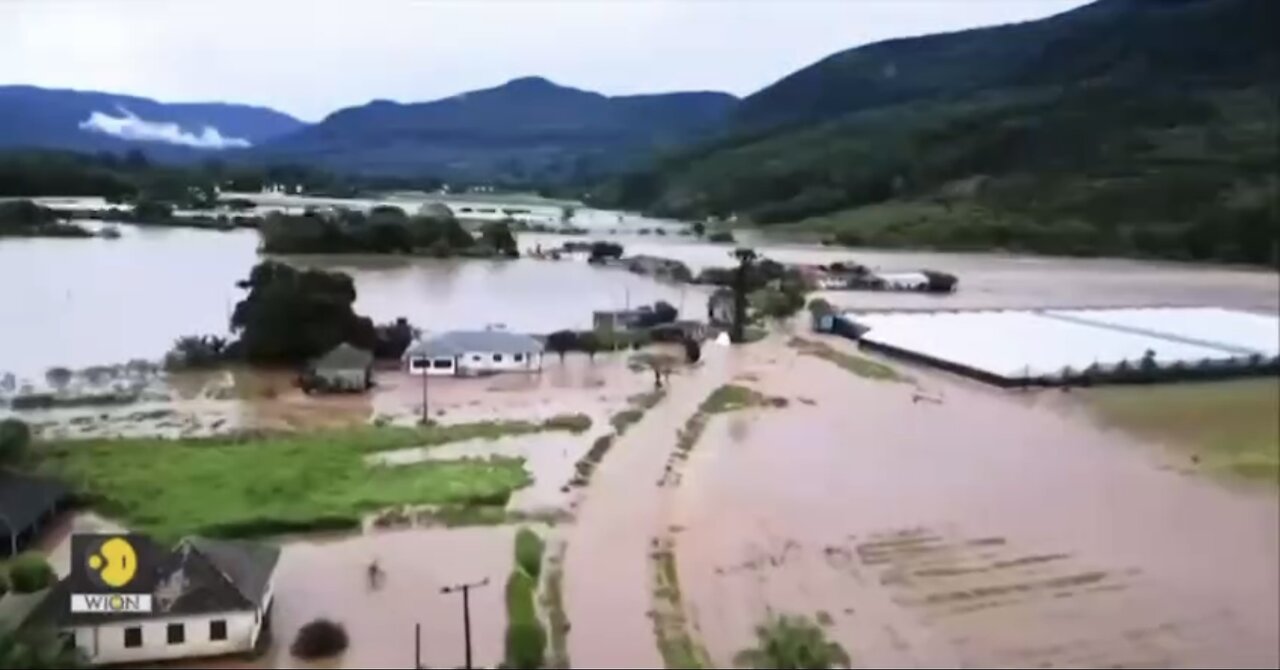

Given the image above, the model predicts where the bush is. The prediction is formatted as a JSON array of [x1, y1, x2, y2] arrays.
[[506, 569, 537, 623], [8, 553, 56, 593], [291, 618, 348, 659], [515, 528, 545, 580], [0, 419, 31, 465], [542, 414, 591, 434], [505, 620, 547, 670]]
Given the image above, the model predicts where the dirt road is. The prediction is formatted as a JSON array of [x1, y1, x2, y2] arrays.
[[561, 343, 743, 668]]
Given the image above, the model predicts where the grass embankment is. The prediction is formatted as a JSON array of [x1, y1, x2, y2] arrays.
[[541, 544, 571, 669], [1083, 379, 1280, 485], [506, 527, 548, 669], [651, 536, 709, 669], [571, 390, 667, 487], [661, 385, 787, 488], [36, 417, 589, 540], [788, 337, 904, 382]]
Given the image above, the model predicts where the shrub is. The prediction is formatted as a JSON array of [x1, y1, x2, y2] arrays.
[[611, 409, 644, 434], [0, 418, 31, 465], [515, 528, 545, 580], [542, 414, 591, 434], [291, 618, 349, 659], [506, 569, 538, 623], [505, 620, 547, 670], [8, 553, 56, 593]]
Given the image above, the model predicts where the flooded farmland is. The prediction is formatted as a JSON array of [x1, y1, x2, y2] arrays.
[[655, 336, 1280, 668]]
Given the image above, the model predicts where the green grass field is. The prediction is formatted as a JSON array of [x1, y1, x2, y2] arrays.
[[1083, 379, 1280, 485], [35, 421, 581, 540]]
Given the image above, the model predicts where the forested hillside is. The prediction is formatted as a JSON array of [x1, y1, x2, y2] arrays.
[[593, 0, 1279, 265]]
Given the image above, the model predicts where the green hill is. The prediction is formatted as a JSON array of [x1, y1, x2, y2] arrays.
[[592, 0, 1279, 265]]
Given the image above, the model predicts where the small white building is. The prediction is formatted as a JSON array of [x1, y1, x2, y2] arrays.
[[33, 537, 279, 666], [403, 329, 544, 376], [874, 271, 931, 291]]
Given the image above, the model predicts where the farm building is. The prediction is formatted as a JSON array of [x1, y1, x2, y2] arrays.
[[304, 343, 373, 393], [403, 329, 544, 376]]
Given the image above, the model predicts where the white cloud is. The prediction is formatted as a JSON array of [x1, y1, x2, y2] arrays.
[[78, 108, 251, 149]]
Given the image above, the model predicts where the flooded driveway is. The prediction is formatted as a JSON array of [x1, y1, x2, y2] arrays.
[[665, 336, 1280, 667], [261, 526, 517, 670]]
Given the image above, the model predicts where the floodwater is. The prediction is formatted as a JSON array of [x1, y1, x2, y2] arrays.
[[259, 526, 519, 670], [2, 197, 1276, 382], [0, 223, 702, 381], [656, 336, 1280, 668]]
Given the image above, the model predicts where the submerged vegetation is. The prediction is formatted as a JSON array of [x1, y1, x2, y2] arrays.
[[733, 612, 851, 669], [788, 337, 904, 382], [1083, 379, 1280, 485], [651, 535, 709, 669]]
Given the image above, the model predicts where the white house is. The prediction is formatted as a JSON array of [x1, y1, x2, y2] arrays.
[[403, 329, 544, 376], [32, 537, 279, 666]]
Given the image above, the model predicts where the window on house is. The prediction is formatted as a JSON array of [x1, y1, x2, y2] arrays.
[[210, 620, 228, 641], [167, 623, 185, 645], [513, 353, 524, 363], [124, 627, 142, 648], [493, 353, 504, 363], [410, 357, 428, 371], [432, 358, 452, 369], [472, 354, 482, 362]]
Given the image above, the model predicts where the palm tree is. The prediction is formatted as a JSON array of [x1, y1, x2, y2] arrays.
[[734, 612, 850, 669]]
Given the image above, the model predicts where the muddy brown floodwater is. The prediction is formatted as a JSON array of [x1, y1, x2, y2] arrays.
[[663, 335, 1279, 668]]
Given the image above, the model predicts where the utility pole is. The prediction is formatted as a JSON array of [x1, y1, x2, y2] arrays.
[[414, 623, 422, 669], [441, 577, 490, 670], [427, 361, 437, 425]]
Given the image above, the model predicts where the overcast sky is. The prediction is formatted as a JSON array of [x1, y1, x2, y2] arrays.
[[3, 0, 1089, 122]]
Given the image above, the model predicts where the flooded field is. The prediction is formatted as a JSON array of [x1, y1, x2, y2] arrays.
[[656, 336, 1279, 668]]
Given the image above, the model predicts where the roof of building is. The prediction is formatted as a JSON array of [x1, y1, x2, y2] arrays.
[[312, 342, 373, 371], [30, 537, 280, 626], [0, 471, 68, 534], [403, 330, 544, 359]]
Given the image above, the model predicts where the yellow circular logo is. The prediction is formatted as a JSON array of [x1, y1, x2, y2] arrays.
[[88, 537, 138, 588]]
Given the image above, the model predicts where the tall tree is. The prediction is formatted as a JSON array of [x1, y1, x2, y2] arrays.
[[730, 248, 758, 343]]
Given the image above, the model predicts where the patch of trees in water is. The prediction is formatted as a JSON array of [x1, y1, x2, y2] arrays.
[[0, 200, 93, 238], [258, 204, 518, 257], [166, 261, 416, 369]]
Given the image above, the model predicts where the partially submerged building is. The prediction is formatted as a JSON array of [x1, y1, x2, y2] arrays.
[[0, 472, 69, 558], [304, 342, 373, 393], [403, 329, 544, 376]]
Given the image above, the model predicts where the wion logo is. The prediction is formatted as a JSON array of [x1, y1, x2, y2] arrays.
[[69, 534, 159, 615]]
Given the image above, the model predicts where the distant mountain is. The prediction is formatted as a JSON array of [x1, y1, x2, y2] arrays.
[[594, 0, 1279, 266], [0, 86, 305, 158], [732, 0, 1278, 130], [252, 77, 737, 180]]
